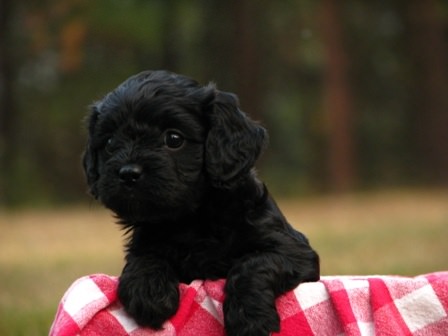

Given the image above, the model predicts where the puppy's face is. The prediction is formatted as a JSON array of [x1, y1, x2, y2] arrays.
[[83, 71, 266, 222]]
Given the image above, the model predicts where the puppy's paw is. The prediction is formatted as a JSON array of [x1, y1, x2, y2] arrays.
[[224, 294, 280, 336], [118, 273, 179, 329]]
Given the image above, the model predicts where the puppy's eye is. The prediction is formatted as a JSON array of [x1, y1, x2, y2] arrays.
[[105, 138, 114, 154], [164, 131, 184, 149]]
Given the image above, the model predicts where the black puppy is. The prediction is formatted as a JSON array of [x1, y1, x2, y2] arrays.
[[83, 70, 319, 336]]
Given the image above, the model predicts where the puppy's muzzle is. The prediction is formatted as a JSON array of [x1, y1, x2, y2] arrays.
[[119, 164, 143, 185]]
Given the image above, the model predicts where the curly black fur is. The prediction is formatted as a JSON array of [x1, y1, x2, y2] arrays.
[[83, 70, 320, 336]]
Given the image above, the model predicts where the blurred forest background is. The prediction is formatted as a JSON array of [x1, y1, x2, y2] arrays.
[[1, 0, 448, 205], [1, 1, 448, 334]]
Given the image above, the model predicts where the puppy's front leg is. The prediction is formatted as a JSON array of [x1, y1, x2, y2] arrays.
[[224, 236, 319, 336], [118, 255, 179, 329]]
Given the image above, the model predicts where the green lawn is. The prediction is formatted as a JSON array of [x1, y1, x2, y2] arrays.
[[1, 190, 447, 335]]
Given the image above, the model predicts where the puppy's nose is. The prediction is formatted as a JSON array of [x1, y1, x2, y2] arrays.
[[119, 164, 143, 184]]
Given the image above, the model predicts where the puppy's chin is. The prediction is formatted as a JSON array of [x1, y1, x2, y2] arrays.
[[104, 199, 177, 223]]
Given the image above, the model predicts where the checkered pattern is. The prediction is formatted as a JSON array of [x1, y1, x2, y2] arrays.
[[50, 272, 448, 335]]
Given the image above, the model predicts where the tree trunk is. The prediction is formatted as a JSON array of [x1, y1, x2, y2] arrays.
[[320, 0, 356, 192], [408, 0, 448, 185], [201, 0, 263, 121], [160, 0, 180, 72], [0, 0, 17, 204], [231, 0, 263, 121]]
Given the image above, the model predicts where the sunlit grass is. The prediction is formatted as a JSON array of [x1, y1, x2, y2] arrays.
[[0, 206, 124, 336], [0, 190, 447, 335], [282, 190, 448, 275]]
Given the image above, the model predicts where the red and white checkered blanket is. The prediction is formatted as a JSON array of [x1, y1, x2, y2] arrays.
[[50, 272, 448, 335]]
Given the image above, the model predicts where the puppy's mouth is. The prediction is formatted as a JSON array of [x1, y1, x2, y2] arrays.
[[96, 164, 201, 223], [99, 188, 170, 223]]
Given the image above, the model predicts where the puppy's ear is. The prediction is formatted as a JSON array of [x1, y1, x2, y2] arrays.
[[82, 103, 100, 198], [205, 91, 267, 188]]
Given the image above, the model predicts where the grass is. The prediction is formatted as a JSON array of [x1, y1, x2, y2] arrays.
[[1, 190, 447, 335]]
